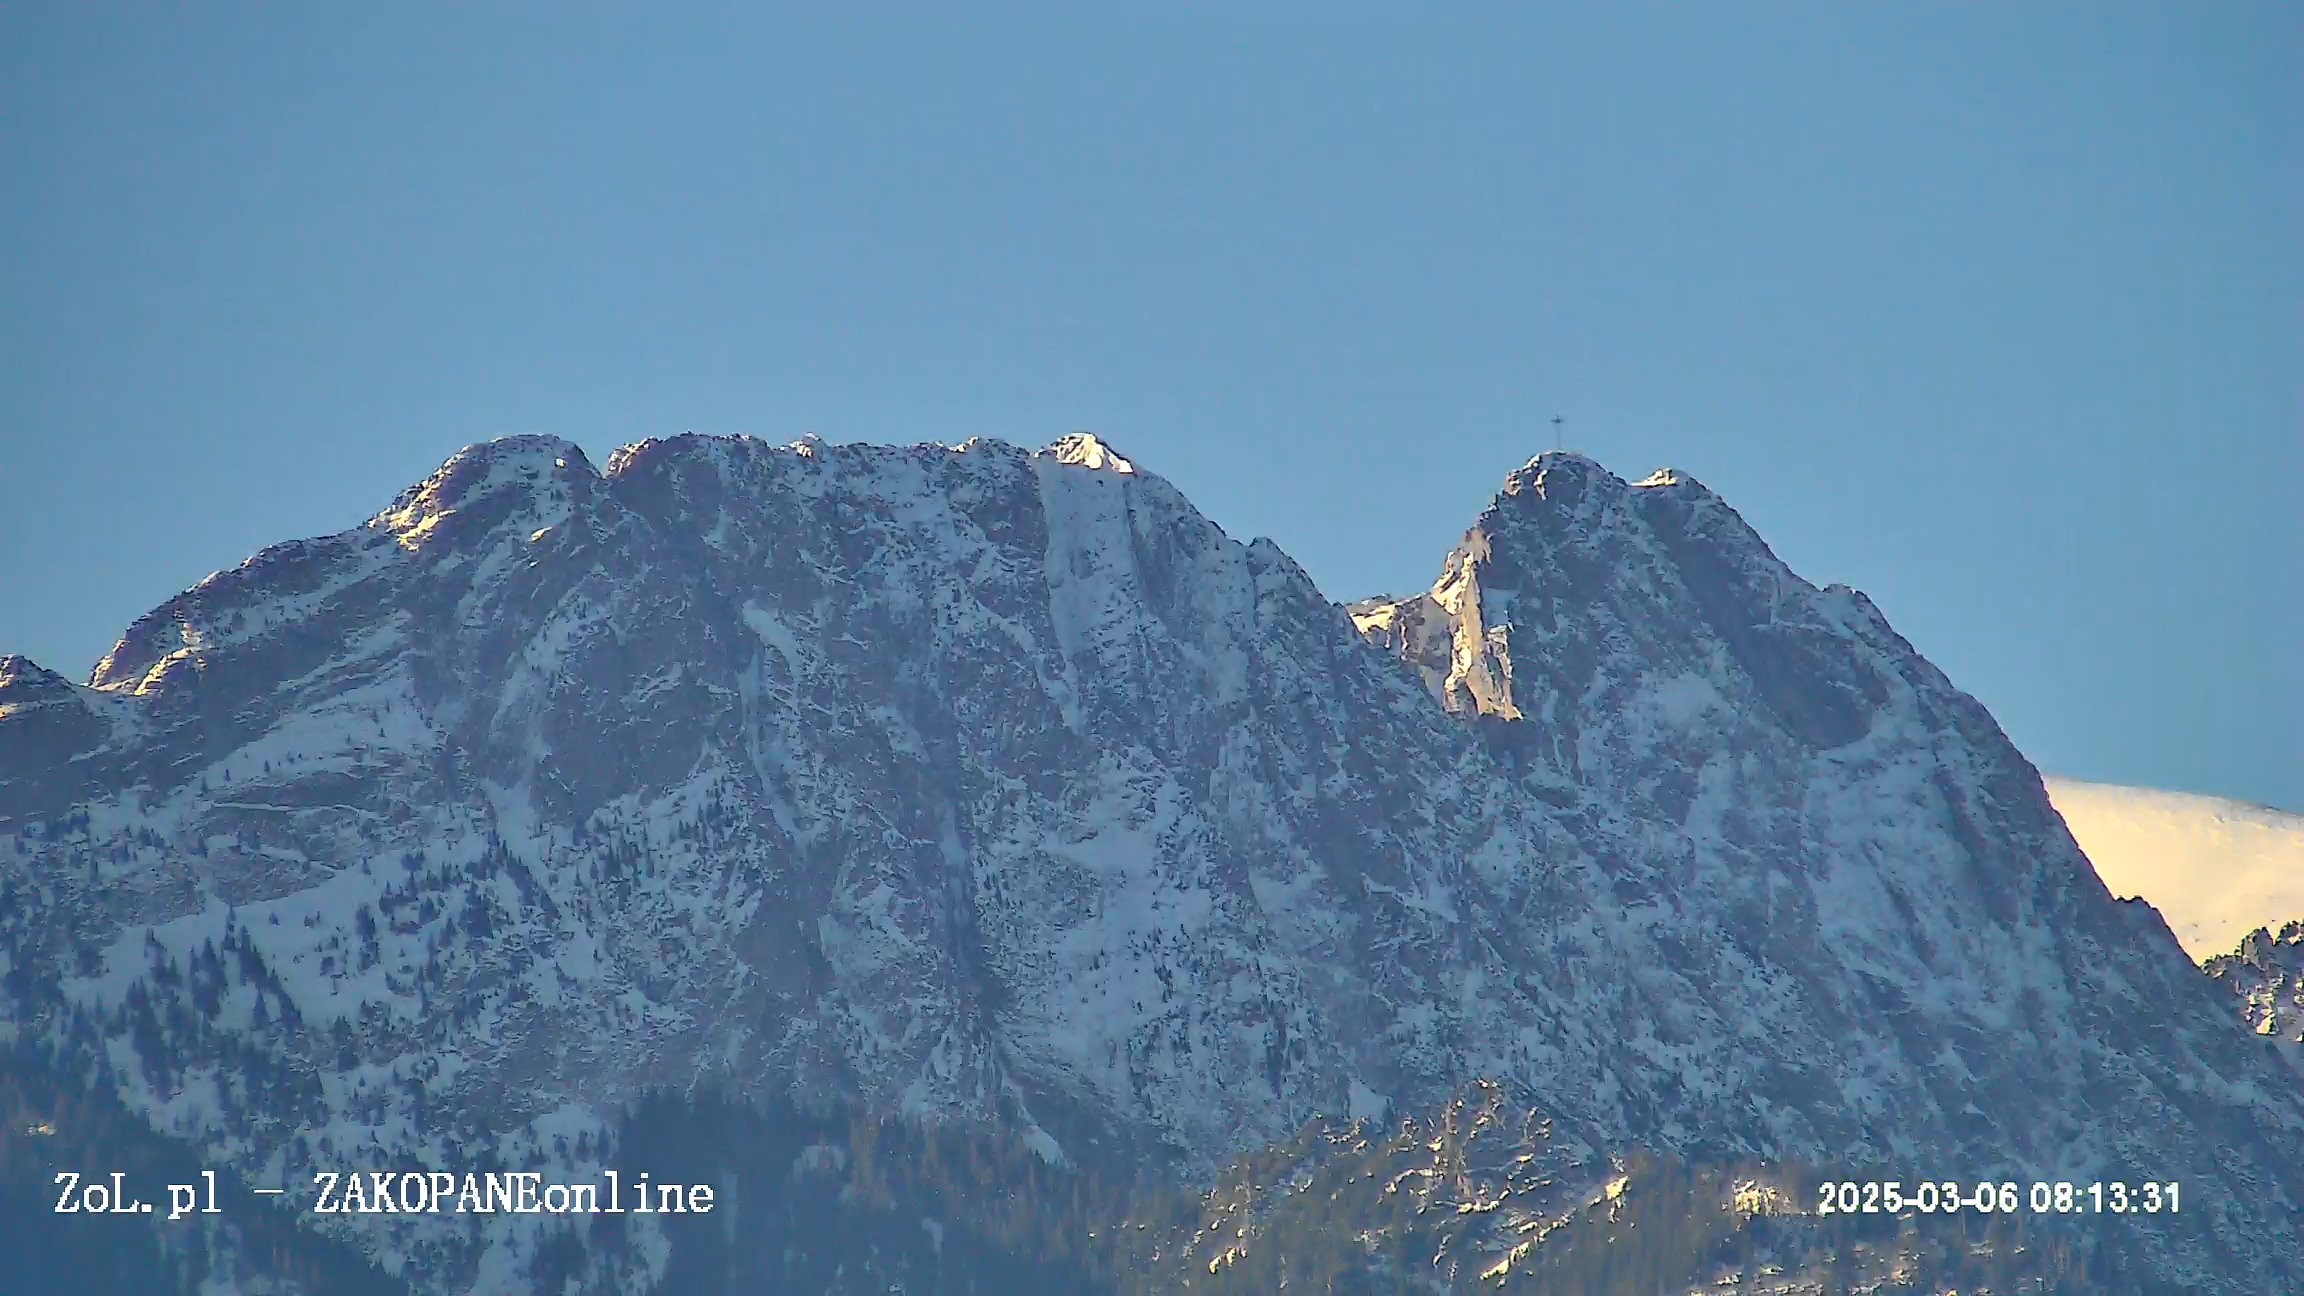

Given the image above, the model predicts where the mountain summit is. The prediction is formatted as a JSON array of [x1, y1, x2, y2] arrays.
[[3, 435, 2298, 1293]]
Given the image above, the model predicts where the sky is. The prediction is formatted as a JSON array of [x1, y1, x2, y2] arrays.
[[1, 4, 2296, 810]]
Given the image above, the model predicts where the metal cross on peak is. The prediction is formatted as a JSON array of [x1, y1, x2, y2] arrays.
[[1552, 415, 1564, 453]]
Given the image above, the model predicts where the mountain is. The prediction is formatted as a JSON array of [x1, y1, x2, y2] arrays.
[[1346, 452, 2304, 1289], [2043, 778, 2304, 962], [3, 436, 2300, 1293]]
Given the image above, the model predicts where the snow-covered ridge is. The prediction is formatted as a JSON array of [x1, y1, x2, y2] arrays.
[[2045, 777, 2304, 962]]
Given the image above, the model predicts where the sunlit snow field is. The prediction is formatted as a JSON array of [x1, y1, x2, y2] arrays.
[[2047, 777, 2304, 961]]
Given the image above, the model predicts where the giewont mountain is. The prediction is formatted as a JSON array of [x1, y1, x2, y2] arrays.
[[2, 435, 2298, 1293]]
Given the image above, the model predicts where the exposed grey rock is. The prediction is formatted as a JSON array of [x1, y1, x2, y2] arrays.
[[2208, 921, 2304, 1070]]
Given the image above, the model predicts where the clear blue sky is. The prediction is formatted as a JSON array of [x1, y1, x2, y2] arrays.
[[3, 4, 2296, 809]]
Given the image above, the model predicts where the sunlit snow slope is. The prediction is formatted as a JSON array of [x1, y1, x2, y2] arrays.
[[2045, 777, 2304, 961]]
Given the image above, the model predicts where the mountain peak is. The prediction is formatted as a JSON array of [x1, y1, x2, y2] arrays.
[[0, 655, 82, 718], [1495, 453, 1720, 509], [371, 435, 597, 550], [0, 654, 67, 689], [440, 433, 595, 479], [1043, 432, 1136, 474], [1508, 447, 1606, 481], [1489, 452, 1634, 521]]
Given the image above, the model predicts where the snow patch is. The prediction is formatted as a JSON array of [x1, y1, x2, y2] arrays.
[[1043, 432, 1135, 474]]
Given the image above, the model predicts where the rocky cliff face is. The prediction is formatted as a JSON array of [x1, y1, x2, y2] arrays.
[[3, 436, 2298, 1293], [2208, 921, 2304, 1071]]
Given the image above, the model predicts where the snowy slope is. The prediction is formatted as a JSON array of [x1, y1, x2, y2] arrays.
[[3, 437, 2301, 1294], [2045, 776, 2304, 961]]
